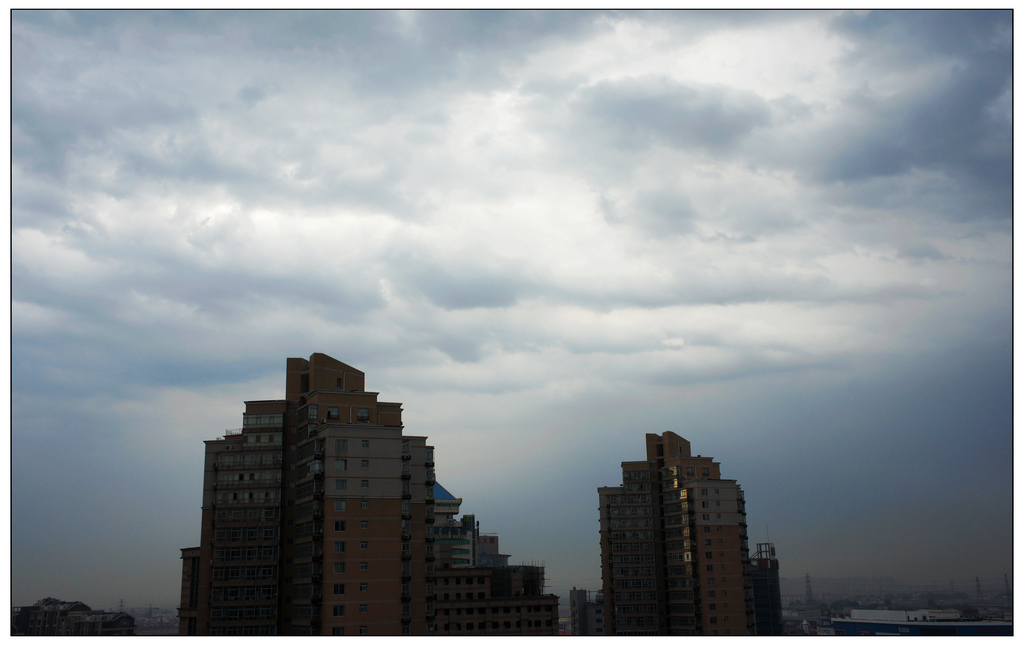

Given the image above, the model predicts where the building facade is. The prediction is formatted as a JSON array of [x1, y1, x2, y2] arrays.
[[749, 542, 783, 635], [177, 353, 438, 636], [598, 432, 754, 635], [569, 587, 606, 635]]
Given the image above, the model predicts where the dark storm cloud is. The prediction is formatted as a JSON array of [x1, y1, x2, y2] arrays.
[[574, 76, 772, 152], [814, 10, 1011, 215]]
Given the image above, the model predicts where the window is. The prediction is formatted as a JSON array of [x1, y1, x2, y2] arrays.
[[337, 377, 343, 388], [704, 526, 711, 533], [361, 500, 369, 509], [709, 603, 716, 610], [359, 605, 368, 614], [335, 500, 347, 511], [704, 539, 711, 546], [703, 514, 710, 520], [702, 468, 710, 476], [478, 592, 485, 599], [328, 407, 339, 419], [336, 439, 348, 450], [334, 541, 346, 553], [714, 488, 720, 494], [402, 625, 410, 635], [357, 409, 370, 423], [701, 489, 709, 496], [701, 501, 709, 508], [360, 562, 368, 571], [335, 459, 347, 470], [706, 552, 713, 559], [708, 591, 716, 598], [333, 584, 345, 595], [360, 541, 368, 550], [360, 583, 368, 592], [478, 577, 485, 584], [335, 479, 347, 491], [334, 521, 345, 531], [686, 467, 694, 476], [361, 480, 369, 489], [710, 617, 717, 624], [706, 565, 714, 572], [360, 626, 367, 634], [361, 459, 369, 468], [334, 563, 345, 574], [360, 521, 369, 529]]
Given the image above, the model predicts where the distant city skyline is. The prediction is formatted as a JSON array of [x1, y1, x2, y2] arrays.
[[12, 10, 1012, 610]]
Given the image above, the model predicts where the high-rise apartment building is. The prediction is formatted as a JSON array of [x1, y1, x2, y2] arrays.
[[598, 432, 754, 635], [177, 353, 438, 635]]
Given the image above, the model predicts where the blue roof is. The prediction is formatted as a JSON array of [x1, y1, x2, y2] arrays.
[[433, 482, 457, 500]]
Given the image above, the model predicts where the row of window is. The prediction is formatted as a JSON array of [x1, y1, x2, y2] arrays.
[[215, 507, 279, 522], [333, 478, 371, 490], [443, 620, 552, 631], [212, 566, 278, 581], [211, 585, 278, 601]]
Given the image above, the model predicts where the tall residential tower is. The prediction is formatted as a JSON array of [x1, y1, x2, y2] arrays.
[[598, 431, 754, 635], [178, 353, 437, 636]]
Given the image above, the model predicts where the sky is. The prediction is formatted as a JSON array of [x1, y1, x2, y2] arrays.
[[11, 10, 1013, 610]]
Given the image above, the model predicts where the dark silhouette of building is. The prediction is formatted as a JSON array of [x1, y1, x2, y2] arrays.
[[176, 353, 558, 636], [177, 354, 437, 635], [598, 432, 755, 635], [12, 598, 135, 635], [750, 542, 783, 635]]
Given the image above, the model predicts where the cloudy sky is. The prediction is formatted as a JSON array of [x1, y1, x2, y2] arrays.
[[12, 10, 1012, 609]]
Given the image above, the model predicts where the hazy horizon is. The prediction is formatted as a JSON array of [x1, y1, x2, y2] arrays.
[[12, 10, 1012, 610]]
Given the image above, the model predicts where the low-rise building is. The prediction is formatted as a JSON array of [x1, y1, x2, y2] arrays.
[[569, 587, 606, 635], [12, 598, 135, 635]]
